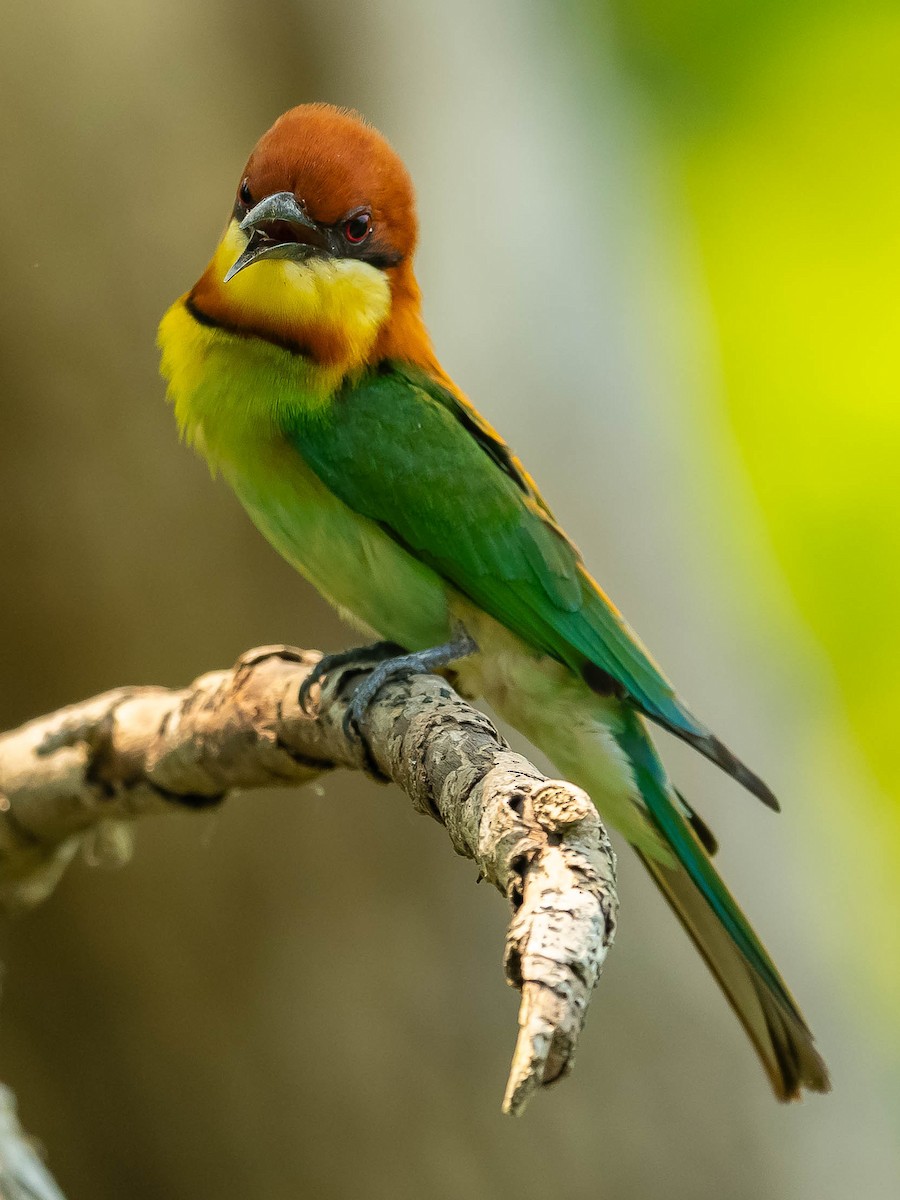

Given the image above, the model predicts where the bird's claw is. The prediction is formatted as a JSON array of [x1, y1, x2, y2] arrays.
[[341, 660, 425, 780], [309, 633, 477, 774], [341, 705, 362, 745], [342, 631, 478, 739], [298, 641, 403, 715], [345, 661, 423, 736], [340, 701, 387, 782]]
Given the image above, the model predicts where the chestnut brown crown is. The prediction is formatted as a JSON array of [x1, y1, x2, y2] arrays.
[[236, 104, 418, 268]]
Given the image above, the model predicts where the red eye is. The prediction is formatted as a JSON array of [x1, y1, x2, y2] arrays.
[[239, 178, 253, 207], [344, 212, 372, 243]]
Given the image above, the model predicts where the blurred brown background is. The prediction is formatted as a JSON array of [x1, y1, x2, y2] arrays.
[[1, 2, 898, 1197]]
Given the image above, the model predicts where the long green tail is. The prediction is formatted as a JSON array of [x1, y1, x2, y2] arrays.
[[614, 710, 830, 1100]]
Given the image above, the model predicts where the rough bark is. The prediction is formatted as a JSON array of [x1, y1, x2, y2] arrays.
[[0, 645, 618, 1135]]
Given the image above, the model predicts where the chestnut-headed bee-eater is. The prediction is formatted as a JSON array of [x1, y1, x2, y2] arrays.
[[159, 104, 829, 1100]]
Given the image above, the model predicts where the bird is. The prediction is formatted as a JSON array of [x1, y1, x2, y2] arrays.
[[158, 102, 829, 1100]]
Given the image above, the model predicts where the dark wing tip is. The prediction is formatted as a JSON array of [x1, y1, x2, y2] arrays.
[[634, 693, 783, 812], [704, 735, 782, 812], [673, 787, 719, 856]]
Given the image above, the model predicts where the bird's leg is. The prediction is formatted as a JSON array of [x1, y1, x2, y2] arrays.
[[299, 641, 404, 715], [343, 630, 479, 741]]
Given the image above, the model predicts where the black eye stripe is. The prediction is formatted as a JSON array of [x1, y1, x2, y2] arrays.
[[358, 244, 404, 269], [228, 188, 401, 268]]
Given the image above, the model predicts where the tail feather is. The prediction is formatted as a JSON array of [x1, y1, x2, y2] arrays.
[[616, 712, 830, 1100], [635, 848, 829, 1099]]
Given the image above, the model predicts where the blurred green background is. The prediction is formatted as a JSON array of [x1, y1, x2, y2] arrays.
[[1, 1, 897, 1196]]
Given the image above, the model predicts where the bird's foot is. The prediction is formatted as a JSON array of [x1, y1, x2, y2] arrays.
[[299, 641, 404, 716], [342, 631, 478, 744]]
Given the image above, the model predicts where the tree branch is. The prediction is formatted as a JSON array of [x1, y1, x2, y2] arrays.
[[0, 645, 618, 1117], [0, 1085, 67, 1200]]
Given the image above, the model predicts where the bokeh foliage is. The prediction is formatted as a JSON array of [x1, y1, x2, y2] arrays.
[[598, 0, 900, 1022]]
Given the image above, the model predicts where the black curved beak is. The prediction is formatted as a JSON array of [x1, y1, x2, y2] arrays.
[[224, 192, 334, 282]]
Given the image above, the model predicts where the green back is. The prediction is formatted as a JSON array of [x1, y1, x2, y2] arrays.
[[285, 363, 707, 742]]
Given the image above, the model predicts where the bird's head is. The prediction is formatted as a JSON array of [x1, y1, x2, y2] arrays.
[[187, 104, 436, 374]]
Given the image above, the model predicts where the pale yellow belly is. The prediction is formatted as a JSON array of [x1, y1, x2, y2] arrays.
[[226, 443, 452, 651]]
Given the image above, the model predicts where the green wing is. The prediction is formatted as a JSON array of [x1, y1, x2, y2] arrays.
[[288, 363, 775, 807]]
